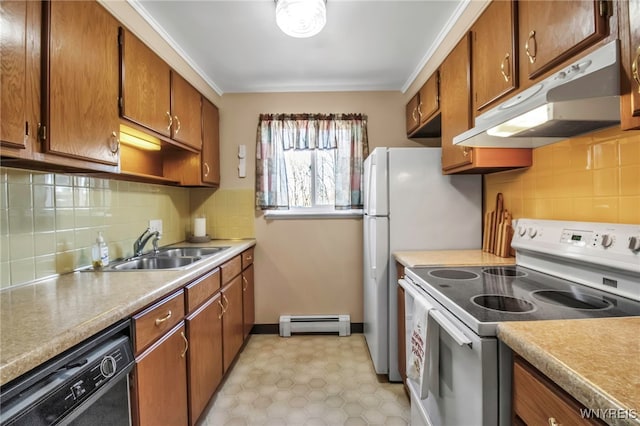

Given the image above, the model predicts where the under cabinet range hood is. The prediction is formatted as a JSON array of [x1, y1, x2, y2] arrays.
[[454, 40, 621, 148]]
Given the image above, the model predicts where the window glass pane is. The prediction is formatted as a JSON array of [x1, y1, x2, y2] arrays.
[[315, 149, 336, 206], [284, 150, 312, 207]]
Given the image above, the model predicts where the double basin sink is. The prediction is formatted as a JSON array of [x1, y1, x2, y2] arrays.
[[102, 246, 230, 271]]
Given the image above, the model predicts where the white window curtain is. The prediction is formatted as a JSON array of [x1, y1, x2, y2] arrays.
[[255, 113, 369, 210]]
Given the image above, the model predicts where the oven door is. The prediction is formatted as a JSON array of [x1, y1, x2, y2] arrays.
[[400, 278, 498, 426]]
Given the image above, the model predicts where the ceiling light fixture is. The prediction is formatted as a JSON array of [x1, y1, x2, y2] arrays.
[[275, 0, 326, 38]]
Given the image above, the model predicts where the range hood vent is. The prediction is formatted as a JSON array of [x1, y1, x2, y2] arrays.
[[454, 40, 621, 148]]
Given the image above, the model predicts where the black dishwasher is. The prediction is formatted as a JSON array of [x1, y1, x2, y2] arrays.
[[0, 320, 134, 426]]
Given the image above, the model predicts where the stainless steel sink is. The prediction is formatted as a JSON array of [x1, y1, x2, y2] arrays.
[[156, 246, 229, 258], [110, 256, 201, 270], [94, 245, 231, 271]]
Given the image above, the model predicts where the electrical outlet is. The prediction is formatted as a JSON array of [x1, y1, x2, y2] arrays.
[[149, 219, 163, 235]]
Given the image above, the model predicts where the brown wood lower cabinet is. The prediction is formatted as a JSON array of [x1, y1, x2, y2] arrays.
[[132, 322, 189, 426], [186, 293, 223, 426], [222, 274, 244, 373], [242, 263, 255, 339], [513, 356, 605, 425]]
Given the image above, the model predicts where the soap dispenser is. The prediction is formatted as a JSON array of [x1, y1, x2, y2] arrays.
[[92, 232, 110, 269]]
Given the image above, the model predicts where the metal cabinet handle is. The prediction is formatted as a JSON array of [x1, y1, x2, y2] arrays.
[[223, 294, 229, 310], [166, 112, 173, 132], [417, 101, 423, 118], [462, 147, 470, 157], [154, 310, 172, 326], [548, 417, 560, 426], [203, 162, 210, 177], [411, 108, 418, 123], [525, 30, 537, 64], [500, 53, 510, 82], [180, 331, 188, 358], [632, 46, 640, 94], [109, 131, 120, 154], [217, 299, 225, 319], [174, 115, 181, 135], [242, 275, 248, 291]]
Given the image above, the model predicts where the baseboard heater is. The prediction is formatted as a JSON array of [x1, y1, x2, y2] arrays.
[[279, 315, 351, 337]]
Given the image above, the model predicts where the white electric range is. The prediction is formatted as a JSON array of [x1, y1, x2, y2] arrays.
[[399, 219, 640, 426]]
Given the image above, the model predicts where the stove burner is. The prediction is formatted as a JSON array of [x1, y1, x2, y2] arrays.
[[428, 269, 479, 280], [471, 295, 536, 313], [482, 267, 526, 277], [531, 290, 613, 310]]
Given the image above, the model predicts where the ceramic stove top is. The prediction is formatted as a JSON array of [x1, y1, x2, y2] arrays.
[[405, 265, 640, 337]]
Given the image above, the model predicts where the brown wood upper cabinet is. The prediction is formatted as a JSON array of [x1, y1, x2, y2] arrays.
[[619, 0, 640, 130], [441, 33, 532, 174], [171, 71, 202, 151], [519, 0, 609, 80], [201, 97, 221, 185], [0, 1, 35, 155], [119, 28, 171, 138], [406, 71, 440, 137], [119, 28, 201, 151], [43, 0, 120, 167], [472, 0, 518, 112]]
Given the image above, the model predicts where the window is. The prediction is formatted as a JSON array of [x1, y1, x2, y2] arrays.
[[255, 113, 368, 217]]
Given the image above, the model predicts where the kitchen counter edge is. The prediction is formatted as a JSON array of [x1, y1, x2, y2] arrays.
[[393, 249, 515, 268], [498, 317, 640, 426], [0, 239, 256, 385]]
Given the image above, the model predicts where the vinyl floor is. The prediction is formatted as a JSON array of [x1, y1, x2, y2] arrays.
[[198, 334, 410, 426]]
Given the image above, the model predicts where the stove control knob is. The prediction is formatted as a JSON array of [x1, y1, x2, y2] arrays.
[[518, 226, 527, 237], [528, 228, 537, 238], [601, 234, 614, 248], [629, 236, 640, 252]]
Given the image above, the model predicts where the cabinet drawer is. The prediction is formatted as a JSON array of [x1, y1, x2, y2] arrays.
[[185, 268, 221, 313], [133, 290, 185, 354], [242, 248, 254, 269], [513, 357, 604, 425], [221, 255, 242, 285]]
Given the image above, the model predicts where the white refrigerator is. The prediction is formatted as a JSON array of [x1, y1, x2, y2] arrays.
[[363, 147, 482, 382]]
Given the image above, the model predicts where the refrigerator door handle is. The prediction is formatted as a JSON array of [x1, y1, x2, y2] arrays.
[[368, 218, 377, 279]]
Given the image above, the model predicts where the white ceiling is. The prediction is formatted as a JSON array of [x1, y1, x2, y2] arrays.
[[130, 0, 468, 95]]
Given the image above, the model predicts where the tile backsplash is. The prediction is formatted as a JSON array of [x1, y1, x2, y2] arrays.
[[485, 127, 640, 224], [190, 188, 255, 239], [0, 167, 191, 287]]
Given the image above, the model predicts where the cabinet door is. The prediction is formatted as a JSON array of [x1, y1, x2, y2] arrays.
[[620, 0, 640, 130], [201, 98, 221, 185], [120, 28, 171, 137], [513, 357, 604, 425], [186, 294, 223, 426], [519, 0, 608, 80], [171, 71, 202, 150], [441, 33, 474, 171], [473, 0, 517, 112], [1, 1, 29, 150], [222, 275, 244, 373], [405, 94, 420, 135], [242, 263, 255, 340], [417, 71, 439, 126], [45, 0, 119, 165], [133, 322, 188, 426]]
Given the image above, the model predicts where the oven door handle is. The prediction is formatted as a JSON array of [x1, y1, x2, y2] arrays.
[[400, 278, 472, 347], [430, 311, 472, 347]]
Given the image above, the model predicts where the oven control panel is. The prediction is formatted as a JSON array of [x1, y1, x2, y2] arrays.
[[512, 219, 640, 273]]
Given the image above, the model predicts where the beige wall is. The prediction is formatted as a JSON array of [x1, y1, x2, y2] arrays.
[[211, 92, 422, 324]]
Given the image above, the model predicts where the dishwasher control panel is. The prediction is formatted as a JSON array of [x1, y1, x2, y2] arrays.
[[0, 327, 134, 426]]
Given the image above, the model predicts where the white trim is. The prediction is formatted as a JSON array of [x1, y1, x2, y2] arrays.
[[125, 0, 224, 96], [264, 208, 363, 220]]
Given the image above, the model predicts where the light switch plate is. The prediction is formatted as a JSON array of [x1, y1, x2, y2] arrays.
[[149, 219, 163, 235]]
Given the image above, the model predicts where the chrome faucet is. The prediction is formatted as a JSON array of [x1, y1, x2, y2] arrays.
[[133, 228, 161, 257]]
